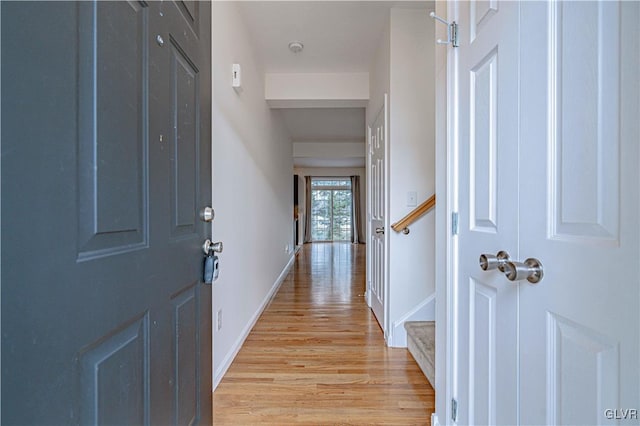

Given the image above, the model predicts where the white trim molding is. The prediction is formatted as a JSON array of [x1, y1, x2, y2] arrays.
[[390, 293, 436, 347]]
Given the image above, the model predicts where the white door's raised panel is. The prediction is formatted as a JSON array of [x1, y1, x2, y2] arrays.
[[548, 0, 620, 243], [470, 0, 498, 43], [372, 162, 378, 219], [546, 313, 619, 425], [470, 49, 498, 233], [377, 159, 384, 218], [469, 278, 497, 425]]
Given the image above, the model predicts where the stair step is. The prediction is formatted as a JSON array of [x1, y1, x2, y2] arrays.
[[405, 321, 435, 388]]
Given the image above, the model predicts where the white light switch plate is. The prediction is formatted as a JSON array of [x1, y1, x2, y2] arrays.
[[232, 63, 241, 88], [407, 191, 417, 207]]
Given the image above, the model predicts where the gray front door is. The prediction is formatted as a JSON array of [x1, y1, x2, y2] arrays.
[[2, 1, 212, 424]]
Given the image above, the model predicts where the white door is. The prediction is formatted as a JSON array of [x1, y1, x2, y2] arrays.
[[368, 95, 389, 335], [455, 1, 520, 424], [518, 1, 639, 424], [454, 0, 640, 424]]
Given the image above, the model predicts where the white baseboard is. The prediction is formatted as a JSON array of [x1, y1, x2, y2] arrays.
[[213, 254, 295, 390], [431, 412, 440, 426], [389, 293, 436, 348]]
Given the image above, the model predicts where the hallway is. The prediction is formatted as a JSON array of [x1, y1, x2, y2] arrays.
[[212, 243, 435, 424]]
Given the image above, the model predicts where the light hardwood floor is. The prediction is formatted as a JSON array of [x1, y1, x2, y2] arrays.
[[212, 243, 435, 424]]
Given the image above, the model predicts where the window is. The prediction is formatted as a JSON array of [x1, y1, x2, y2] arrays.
[[310, 178, 352, 241]]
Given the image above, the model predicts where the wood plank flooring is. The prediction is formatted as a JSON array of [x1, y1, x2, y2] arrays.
[[212, 243, 435, 424]]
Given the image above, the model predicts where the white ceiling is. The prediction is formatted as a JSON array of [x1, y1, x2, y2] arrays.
[[237, 1, 430, 168], [239, 1, 427, 73]]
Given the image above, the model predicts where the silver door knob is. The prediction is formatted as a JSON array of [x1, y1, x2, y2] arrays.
[[375, 227, 385, 234], [203, 239, 223, 255], [200, 206, 215, 222], [503, 258, 543, 284], [479, 251, 511, 272]]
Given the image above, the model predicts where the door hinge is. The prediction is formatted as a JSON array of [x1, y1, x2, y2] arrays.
[[451, 22, 459, 48], [452, 212, 459, 235], [451, 398, 458, 422]]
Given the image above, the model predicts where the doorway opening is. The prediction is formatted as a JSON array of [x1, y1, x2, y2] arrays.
[[310, 177, 352, 242]]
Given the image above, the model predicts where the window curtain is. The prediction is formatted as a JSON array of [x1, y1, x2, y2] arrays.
[[303, 176, 313, 243], [351, 175, 363, 244]]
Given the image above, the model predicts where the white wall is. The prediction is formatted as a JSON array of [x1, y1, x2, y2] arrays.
[[388, 9, 435, 342], [293, 142, 365, 159], [212, 2, 294, 388], [367, 8, 436, 347], [367, 18, 390, 125], [266, 72, 369, 108], [294, 167, 367, 244]]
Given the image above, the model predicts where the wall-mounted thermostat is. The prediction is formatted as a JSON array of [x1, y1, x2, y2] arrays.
[[232, 63, 241, 88]]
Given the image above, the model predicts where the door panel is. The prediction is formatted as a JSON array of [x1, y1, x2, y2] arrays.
[[468, 278, 498, 425], [549, 1, 620, 242], [170, 40, 200, 237], [78, 313, 150, 424], [519, 1, 639, 423], [1, 1, 212, 424], [456, 1, 639, 424], [77, 1, 149, 258], [545, 313, 619, 425], [368, 97, 388, 334], [470, 0, 498, 43], [172, 284, 200, 425], [455, 0, 519, 424], [176, 0, 200, 37], [469, 48, 498, 233]]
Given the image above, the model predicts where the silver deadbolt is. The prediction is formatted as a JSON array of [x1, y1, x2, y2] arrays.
[[375, 227, 385, 235], [203, 239, 223, 255], [503, 258, 544, 284], [156, 35, 164, 46], [479, 251, 511, 272], [200, 206, 215, 222]]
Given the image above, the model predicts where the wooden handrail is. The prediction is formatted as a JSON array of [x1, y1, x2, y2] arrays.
[[391, 194, 436, 233]]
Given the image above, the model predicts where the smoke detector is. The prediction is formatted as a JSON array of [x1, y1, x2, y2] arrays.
[[288, 41, 304, 53]]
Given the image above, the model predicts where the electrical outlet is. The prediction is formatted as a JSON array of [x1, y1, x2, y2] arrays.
[[217, 309, 222, 331]]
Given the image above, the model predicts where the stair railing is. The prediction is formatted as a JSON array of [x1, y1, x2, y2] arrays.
[[391, 194, 436, 235]]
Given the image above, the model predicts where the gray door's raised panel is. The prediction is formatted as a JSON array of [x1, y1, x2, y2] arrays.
[[170, 41, 199, 239], [172, 284, 200, 425], [77, 1, 150, 260], [78, 313, 150, 425], [176, 0, 200, 38]]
